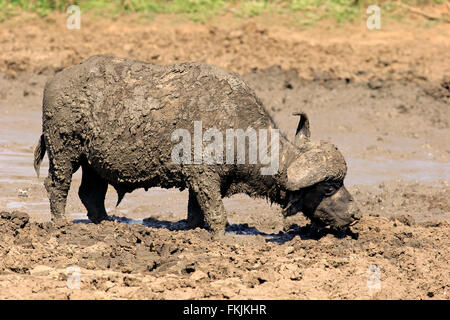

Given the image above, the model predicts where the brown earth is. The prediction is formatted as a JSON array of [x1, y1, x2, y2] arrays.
[[0, 12, 449, 299], [0, 210, 449, 299], [1, 12, 449, 83]]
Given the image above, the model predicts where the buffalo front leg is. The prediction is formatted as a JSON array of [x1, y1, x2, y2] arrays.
[[187, 187, 205, 229], [187, 172, 226, 235], [78, 164, 108, 223]]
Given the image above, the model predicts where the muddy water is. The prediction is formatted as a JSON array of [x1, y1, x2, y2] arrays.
[[1, 110, 448, 224], [345, 157, 450, 186]]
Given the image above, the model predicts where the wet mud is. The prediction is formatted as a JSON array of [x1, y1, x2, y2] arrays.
[[0, 210, 448, 299]]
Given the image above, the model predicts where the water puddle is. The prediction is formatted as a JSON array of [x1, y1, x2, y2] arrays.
[[78, 216, 342, 243], [0, 151, 48, 183], [6, 200, 48, 210], [83, 215, 293, 242], [1, 110, 448, 224], [2, 148, 446, 188], [346, 157, 450, 186]]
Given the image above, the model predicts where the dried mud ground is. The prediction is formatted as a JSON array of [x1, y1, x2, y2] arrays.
[[0, 13, 449, 299]]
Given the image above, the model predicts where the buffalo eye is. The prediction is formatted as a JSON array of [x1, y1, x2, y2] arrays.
[[322, 184, 337, 196]]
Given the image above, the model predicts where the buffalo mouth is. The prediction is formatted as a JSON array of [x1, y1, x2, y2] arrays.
[[312, 208, 360, 231], [282, 200, 360, 232], [281, 197, 303, 217]]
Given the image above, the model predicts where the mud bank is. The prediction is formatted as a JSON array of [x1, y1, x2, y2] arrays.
[[0, 211, 448, 299], [1, 14, 449, 83]]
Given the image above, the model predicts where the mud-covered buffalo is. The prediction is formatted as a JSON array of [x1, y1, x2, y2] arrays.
[[33, 55, 359, 235]]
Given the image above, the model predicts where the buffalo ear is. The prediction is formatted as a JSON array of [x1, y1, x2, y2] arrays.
[[293, 112, 310, 146]]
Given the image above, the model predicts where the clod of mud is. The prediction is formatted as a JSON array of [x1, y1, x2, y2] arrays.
[[0, 211, 29, 229], [390, 215, 416, 227]]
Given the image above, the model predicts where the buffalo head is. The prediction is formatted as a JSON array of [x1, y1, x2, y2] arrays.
[[282, 113, 360, 230]]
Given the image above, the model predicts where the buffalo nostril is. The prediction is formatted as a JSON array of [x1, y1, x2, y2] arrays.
[[352, 211, 361, 220], [349, 213, 360, 226]]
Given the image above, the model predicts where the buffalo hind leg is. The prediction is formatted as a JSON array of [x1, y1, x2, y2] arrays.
[[187, 188, 205, 229], [45, 168, 75, 224], [45, 149, 79, 224], [78, 164, 108, 223]]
